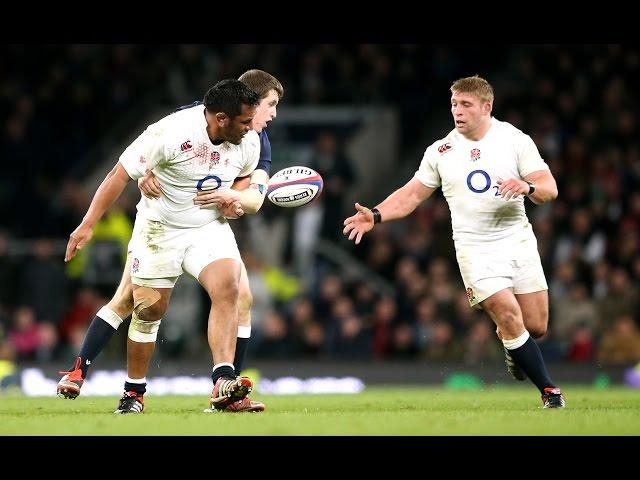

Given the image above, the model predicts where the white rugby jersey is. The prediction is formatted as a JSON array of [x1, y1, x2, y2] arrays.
[[119, 105, 260, 228], [414, 117, 549, 246]]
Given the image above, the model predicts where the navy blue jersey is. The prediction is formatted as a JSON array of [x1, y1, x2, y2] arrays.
[[175, 100, 271, 176], [256, 130, 272, 175]]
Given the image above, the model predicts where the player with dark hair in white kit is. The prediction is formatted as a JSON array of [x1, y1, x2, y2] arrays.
[[58, 71, 282, 413], [61, 79, 263, 413], [343, 75, 565, 408]]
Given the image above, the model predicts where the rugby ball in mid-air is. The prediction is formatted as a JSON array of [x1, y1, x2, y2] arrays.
[[267, 166, 323, 208]]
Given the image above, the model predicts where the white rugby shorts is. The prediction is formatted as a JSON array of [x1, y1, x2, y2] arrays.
[[455, 232, 548, 308], [127, 217, 241, 288]]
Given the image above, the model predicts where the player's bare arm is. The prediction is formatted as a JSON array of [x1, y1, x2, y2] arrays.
[[522, 169, 558, 205], [343, 177, 436, 245], [496, 169, 558, 203], [65, 162, 132, 262], [194, 168, 269, 215]]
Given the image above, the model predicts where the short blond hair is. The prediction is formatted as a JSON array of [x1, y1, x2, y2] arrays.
[[450, 75, 494, 104]]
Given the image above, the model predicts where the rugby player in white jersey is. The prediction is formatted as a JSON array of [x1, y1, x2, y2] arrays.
[[343, 75, 565, 408], [57, 71, 281, 413], [61, 79, 263, 413]]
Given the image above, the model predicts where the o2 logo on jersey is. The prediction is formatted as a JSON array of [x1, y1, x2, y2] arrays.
[[466, 169, 491, 193], [196, 175, 222, 191], [466, 169, 501, 196]]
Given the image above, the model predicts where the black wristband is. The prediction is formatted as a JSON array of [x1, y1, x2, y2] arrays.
[[526, 181, 536, 196], [372, 207, 382, 224]]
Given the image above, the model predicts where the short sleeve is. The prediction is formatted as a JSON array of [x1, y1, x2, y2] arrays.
[[119, 123, 167, 180], [414, 145, 441, 188], [516, 133, 549, 178]]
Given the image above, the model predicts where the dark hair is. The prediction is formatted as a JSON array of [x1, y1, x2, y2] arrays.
[[238, 69, 284, 100], [203, 79, 260, 118]]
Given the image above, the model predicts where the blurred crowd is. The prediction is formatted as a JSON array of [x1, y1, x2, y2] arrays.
[[1, 44, 640, 371]]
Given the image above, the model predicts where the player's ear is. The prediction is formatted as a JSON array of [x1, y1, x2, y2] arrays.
[[483, 102, 492, 115], [215, 112, 229, 126]]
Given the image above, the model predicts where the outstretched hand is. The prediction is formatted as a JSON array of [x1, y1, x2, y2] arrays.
[[65, 224, 93, 262], [342, 202, 375, 245]]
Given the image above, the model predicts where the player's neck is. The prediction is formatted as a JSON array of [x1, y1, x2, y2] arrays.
[[463, 117, 492, 142], [204, 110, 224, 145]]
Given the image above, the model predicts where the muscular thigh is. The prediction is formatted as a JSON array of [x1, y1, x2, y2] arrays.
[[107, 253, 135, 317], [480, 288, 526, 339], [198, 258, 241, 303], [115, 254, 133, 291]]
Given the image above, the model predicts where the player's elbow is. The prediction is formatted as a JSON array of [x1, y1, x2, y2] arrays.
[[241, 197, 265, 215], [532, 185, 558, 205], [542, 186, 558, 203], [238, 188, 266, 214]]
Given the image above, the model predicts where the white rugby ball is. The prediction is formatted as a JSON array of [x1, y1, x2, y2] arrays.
[[267, 166, 323, 208]]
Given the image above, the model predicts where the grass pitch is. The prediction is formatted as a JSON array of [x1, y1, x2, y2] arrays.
[[1, 386, 638, 435]]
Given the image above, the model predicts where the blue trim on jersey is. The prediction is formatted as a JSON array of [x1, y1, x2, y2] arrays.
[[174, 100, 203, 112], [257, 130, 272, 175]]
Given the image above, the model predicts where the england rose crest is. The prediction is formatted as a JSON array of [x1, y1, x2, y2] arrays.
[[470, 148, 481, 161]]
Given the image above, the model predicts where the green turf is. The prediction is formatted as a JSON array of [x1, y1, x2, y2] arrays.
[[1, 386, 638, 435]]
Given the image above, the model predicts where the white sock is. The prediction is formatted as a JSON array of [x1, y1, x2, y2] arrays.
[[502, 330, 530, 350], [97, 306, 124, 329], [125, 376, 147, 384], [212, 362, 234, 374]]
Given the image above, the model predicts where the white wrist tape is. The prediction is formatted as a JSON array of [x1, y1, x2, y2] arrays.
[[237, 169, 269, 214]]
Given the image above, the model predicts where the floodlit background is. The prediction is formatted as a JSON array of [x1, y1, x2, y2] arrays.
[[1, 45, 640, 398]]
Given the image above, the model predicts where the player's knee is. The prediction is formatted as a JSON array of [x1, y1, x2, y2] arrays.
[[528, 323, 547, 338], [128, 313, 161, 343], [206, 280, 239, 305], [497, 310, 524, 329], [525, 309, 548, 338], [133, 287, 167, 320], [135, 301, 167, 320]]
